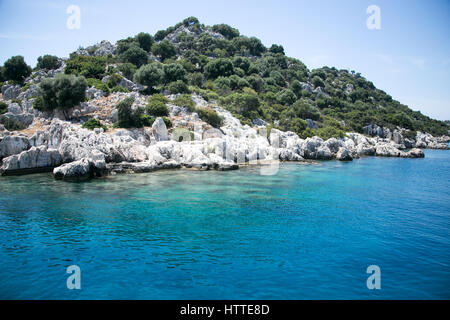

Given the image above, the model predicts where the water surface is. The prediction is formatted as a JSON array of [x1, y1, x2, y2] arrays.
[[0, 150, 449, 299]]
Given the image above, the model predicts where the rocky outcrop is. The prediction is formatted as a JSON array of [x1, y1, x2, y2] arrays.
[[0, 89, 447, 181], [0, 135, 30, 160], [415, 132, 449, 149], [1, 146, 62, 175], [117, 77, 145, 92], [364, 124, 384, 138], [1, 112, 35, 127], [74, 40, 116, 57], [1, 84, 21, 100], [17, 84, 39, 99]]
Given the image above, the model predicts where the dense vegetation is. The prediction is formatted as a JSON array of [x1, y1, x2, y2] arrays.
[[1, 17, 448, 137]]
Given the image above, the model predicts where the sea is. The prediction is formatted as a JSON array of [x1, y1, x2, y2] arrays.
[[0, 149, 449, 299]]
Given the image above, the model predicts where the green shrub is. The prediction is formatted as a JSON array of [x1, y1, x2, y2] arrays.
[[134, 63, 163, 88], [147, 100, 169, 117], [311, 76, 325, 88], [290, 118, 307, 134], [275, 89, 296, 106], [65, 55, 107, 79], [166, 80, 190, 94], [110, 85, 129, 93], [135, 32, 154, 52], [188, 72, 204, 86], [148, 93, 169, 104], [116, 97, 143, 128], [0, 67, 5, 82], [140, 114, 155, 126], [212, 24, 240, 39], [298, 128, 316, 139], [37, 55, 61, 70], [228, 75, 249, 90], [151, 40, 177, 61], [3, 56, 32, 82], [0, 101, 7, 114], [0, 115, 26, 131], [173, 94, 195, 112], [204, 58, 234, 79], [117, 63, 137, 80], [163, 63, 186, 83], [119, 46, 148, 67], [33, 96, 44, 111], [37, 74, 87, 116], [106, 73, 123, 88], [21, 83, 32, 92], [162, 116, 172, 128], [220, 92, 260, 116], [11, 98, 22, 105], [81, 118, 107, 131], [316, 126, 345, 140], [269, 44, 285, 55], [116, 37, 138, 55], [292, 99, 321, 120], [196, 107, 223, 128], [87, 78, 110, 94]]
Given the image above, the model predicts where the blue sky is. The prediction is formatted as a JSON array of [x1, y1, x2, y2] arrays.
[[0, 0, 449, 120]]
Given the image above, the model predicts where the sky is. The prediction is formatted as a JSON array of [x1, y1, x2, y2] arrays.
[[0, 0, 449, 120]]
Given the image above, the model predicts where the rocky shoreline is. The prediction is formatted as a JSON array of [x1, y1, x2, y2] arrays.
[[1, 90, 449, 181]]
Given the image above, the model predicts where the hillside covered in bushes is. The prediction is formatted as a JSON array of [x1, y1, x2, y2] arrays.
[[0, 17, 448, 139]]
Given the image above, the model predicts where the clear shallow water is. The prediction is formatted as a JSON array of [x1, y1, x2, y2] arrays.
[[0, 150, 449, 299]]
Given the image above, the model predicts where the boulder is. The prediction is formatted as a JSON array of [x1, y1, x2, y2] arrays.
[[1, 112, 34, 127], [7, 103, 22, 115], [0, 135, 30, 159], [404, 148, 425, 158], [375, 143, 403, 157], [152, 117, 169, 142], [53, 158, 93, 181], [278, 148, 303, 161], [336, 147, 353, 161], [118, 77, 144, 92], [1, 84, 21, 100], [18, 84, 39, 99]]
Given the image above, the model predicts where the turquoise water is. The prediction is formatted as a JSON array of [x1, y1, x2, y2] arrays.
[[0, 150, 449, 299]]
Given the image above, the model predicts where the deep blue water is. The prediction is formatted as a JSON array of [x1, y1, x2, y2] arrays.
[[0, 149, 449, 299]]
